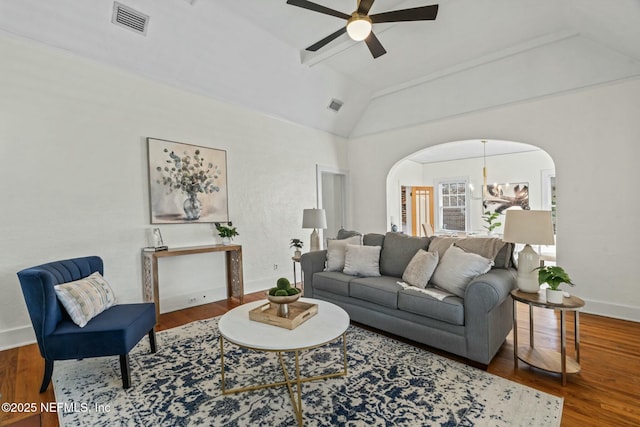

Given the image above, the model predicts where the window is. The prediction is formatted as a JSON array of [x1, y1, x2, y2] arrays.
[[437, 180, 468, 232]]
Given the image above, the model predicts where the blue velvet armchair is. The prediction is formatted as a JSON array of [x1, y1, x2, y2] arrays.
[[17, 256, 157, 392]]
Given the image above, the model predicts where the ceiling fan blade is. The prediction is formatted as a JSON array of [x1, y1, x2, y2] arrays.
[[286, 0, 351, 20], [357, 0, 375, 15], [370, 4, 439, 23], [364, 31, 387, 58], [306, 27, 347, 51]]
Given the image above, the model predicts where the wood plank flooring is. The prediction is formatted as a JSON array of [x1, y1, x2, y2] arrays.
[[1, 291, 638, 427]]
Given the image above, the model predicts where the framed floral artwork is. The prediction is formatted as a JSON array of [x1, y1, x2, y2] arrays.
[[147, 138, 229, 224]]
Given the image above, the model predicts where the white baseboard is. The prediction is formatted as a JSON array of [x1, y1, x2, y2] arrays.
[[0, 325, 36, 351], [582, 299, 640, 323]]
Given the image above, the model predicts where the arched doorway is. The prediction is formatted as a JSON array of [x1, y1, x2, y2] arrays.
[[386, 139, 556, 240]]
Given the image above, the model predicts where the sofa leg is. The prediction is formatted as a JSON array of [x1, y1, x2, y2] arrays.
[[40, 359, 54, 393], [148, 328, 157, 353], [120, 354, 131, 389]]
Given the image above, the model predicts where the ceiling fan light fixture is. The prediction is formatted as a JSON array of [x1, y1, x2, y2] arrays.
[[346, 14, 372, 41]]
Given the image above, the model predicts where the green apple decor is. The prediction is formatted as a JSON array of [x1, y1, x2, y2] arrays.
[[268, 278, 301, 317]]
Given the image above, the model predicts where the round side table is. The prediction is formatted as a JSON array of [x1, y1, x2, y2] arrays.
[[511, 289, 585, 385]]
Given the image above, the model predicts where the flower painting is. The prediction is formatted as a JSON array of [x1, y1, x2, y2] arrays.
[[147, 138, 228, 223]]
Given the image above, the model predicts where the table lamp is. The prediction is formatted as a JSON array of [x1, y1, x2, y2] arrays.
[[302, 208, 327, 251], [503, 210, 555, 293]]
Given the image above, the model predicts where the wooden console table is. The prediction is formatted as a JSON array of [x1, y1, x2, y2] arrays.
[[142, 244, 244, 321]]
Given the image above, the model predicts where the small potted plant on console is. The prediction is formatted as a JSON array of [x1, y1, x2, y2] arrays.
[[536, 265, 575, 304]]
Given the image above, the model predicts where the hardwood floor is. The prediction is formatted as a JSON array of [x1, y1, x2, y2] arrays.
[[1, 291, 638, 426]]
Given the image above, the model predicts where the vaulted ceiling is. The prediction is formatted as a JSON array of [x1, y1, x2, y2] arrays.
[[1, 0, 639, 138]]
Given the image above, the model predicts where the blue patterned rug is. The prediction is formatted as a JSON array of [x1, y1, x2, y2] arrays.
[[52, 317, 562, 426]]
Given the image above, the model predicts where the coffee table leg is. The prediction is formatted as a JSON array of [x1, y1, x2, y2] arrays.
[[278, 352, 303, 426]]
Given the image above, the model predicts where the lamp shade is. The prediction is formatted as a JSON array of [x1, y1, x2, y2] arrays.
[[503, 210, 555, 245], [302, 209, 327, 229]]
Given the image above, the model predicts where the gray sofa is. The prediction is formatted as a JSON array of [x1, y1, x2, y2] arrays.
[[301, 232, 517, 365]]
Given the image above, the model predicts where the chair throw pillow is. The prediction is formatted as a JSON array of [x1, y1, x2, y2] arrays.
[[430, 244, 493, 298], [325, 235, 362, 272], [54, 272, 117, 327], [402, 249, 439, 288], [343, 244, 382, 277]]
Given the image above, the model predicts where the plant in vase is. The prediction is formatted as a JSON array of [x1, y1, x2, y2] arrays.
[[215, 222, 239, 244], [156, 148, 222, 220], [290, 238, 303, 258], [481, 210, 502, 235], [535, 265, 575, 304], [268, 277, 301, 317]]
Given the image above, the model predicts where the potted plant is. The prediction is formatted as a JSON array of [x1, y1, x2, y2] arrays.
[[215, 222, 239, 245], [290, 238, 303, 258], [535, 265, 575, 304], [482, 210, 502, 235]]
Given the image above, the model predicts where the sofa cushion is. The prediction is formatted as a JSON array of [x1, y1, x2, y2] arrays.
[[379, 232, 431, 277], [428, 236, 512, 268], [402, 250, 439, 288], [349, 276, 402, 309], [312, 271, 353, 297], [363, 233, 385, 247], [54, 272, 117, 328], [325, 235, 362, 272], [337, 229, 362, 240], [343, 244, 382, 277], [431, 245, 493, 298], [397, 287, 464, 326]]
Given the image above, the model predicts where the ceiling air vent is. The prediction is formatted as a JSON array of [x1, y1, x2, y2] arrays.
[[112, 2, 149, 36], [328, 99, 344, 112]]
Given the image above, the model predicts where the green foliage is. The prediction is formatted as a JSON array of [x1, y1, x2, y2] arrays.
[[535, 266, 575, 290], [268, 287, 279, 296], [215, 222, 239, 239], [286, 287, 300, 296], [482, 210, 502, 233], [290, 238, 304, 249], [274, 289, 289, 296], [156, 148, 222, 195], [276, 277, 291, 290]]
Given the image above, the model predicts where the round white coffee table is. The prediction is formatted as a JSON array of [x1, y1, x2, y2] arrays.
[[218, 298, 349, 426]]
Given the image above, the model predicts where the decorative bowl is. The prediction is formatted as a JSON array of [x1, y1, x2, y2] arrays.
[[266, 291, 301, 317], [266, 291, 301, 305]]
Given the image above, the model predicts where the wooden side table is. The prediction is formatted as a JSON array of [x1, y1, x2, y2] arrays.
[[511, 289, 585, 385]]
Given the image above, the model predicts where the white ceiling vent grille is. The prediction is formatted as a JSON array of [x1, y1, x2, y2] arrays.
[[112, 2, 149, 35], [328, 99, 344, 112]]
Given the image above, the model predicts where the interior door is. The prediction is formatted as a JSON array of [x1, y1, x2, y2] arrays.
[[411, 186, 434, 237]]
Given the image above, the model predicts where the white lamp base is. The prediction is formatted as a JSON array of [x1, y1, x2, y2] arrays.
[[516, 244, 541, 293], [310, 229, 320, 252]]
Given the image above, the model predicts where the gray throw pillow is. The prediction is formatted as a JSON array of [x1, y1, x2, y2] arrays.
[[337, 229, 362, 240], [343, 244, 382, 277], [430, 245, 493, 298], [402, 249, 439, 288], [325, 235, 362, 271]]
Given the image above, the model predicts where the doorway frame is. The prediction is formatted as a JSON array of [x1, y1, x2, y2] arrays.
[[316, 164, 350, 239]]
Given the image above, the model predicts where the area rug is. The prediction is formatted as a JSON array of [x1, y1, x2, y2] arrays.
[[52, 317, 563, 426]]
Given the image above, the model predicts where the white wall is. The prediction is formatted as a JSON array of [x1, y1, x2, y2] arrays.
[[0, 36, 347, 349], [349, 79, 640, 322]]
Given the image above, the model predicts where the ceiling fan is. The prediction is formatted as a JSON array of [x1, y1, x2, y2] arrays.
[[286, 0, 439, 59]]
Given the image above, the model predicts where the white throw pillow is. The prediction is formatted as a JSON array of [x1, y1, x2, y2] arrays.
[[402, 249, 439, 288], [343, 244, 382, 277], [430, 245, 493, 298], [325, 235, 362, 271], [54, 272, 117, 327]]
